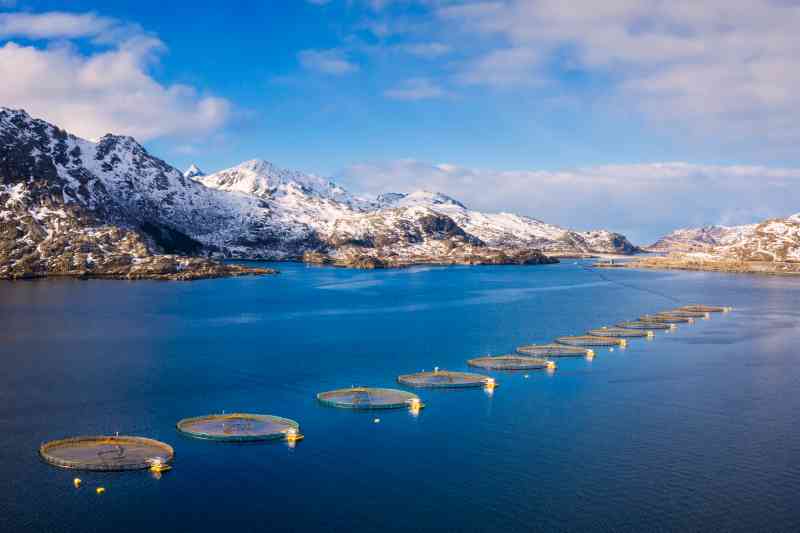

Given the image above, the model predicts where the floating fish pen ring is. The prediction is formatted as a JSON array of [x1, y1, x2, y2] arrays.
[[317, 387, 424, 410], [555, 335, 627, 347], [516, 343, 593, 358], [587, 327, 653, 338], [468, 355, 556, 371], [659, 309, 708, 318], [397, 370, 493, 388], [39, 435, 174, 471], [617, 321, 674, 330], [640, 314, 691, 324], [176, 413, 303, 442], [678, 305, 731, 313]]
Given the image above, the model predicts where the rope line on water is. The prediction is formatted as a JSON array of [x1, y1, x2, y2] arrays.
[[581, 264, 682, 305]]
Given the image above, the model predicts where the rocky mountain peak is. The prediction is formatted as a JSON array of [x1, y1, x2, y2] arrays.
[[184, 164, 204, 179]]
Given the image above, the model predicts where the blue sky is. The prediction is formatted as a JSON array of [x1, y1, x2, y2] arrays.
[[0, 1, 798, 242]]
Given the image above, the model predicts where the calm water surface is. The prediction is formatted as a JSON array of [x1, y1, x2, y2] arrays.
[[2, 262, 800, 532]]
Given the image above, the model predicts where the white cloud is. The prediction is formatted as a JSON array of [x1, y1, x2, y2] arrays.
[[0, 11, 230, 141], [341, 159, 800, 243], [398, 41, 451, 58], [437, 0, 800, 142], [0, 11, 118, 40], [298, 48, 359, 75], [384, 78, 445, 100], [457, 46, 542, 86]]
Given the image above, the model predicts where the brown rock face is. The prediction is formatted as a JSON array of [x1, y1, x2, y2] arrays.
[[0, 187, 274, 281]]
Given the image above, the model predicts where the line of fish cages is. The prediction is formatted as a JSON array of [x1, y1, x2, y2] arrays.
[[38, 301, 733, 480]]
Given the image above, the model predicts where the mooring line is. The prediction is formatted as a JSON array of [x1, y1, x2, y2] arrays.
[[581, 264, 682, 304]]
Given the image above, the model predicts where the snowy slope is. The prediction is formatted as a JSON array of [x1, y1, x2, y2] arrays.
[[649, 215, 800, 262], [374, 191, 637, 254], [647, 224, 757, 252], [1, 107, 638, 276]]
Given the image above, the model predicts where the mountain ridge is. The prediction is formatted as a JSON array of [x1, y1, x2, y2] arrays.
[[1, 108, 638, 278]]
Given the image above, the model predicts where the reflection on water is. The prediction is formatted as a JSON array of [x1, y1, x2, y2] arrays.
[[2, 262, 800, 533]]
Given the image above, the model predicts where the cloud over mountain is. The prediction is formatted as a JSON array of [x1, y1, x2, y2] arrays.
[[0, 11, 230, 141], [341, 160, 800, 243]]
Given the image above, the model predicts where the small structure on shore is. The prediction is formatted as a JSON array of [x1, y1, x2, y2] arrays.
[[398, 370, 495, 389], [40, 435, 174, 472], [516, 343, 594, 358], [317, 387, 424, 411], [468, 355, 556, 371], [556, 335, 627, 347], [176, 413, 303, 442]]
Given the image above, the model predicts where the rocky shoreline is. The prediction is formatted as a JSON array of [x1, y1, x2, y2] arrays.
[[621, 255, 800, 276], [302, 247, 559, 269], [0, 256, 276, 281]]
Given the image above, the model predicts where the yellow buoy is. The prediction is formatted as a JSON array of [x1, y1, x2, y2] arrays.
[[646, 330, 655, 338], [619, 339, 628, 348], [546, 361, 557, 370], [96, 487, 106, 494], [407, 397, 423, 414], [147, 457, 172, 473], [586, 349, 595, 359], [285, 428, 304, 443], [73, 478, 82, 488]]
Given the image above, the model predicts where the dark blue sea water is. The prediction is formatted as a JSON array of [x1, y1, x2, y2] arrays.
[[2, 262, 800, 532]]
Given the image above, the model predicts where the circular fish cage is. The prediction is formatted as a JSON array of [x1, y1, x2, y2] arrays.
[[555, 335, 626, 347], [176, 413, 302, 442], [678, 304, 730, 313], [467, 355, 555, 370], [516, 343, 593, 358], [397, 370, 492, 388], [640, 314, 691, 324], [317, 387, 423, 410], [40, 435, 174, 471], [587, 327, 653, 338], [617, 321, 674, 330], [659, 309, 708, 318]]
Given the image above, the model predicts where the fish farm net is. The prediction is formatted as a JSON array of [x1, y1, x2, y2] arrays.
[[617, 321, 674, 330], [397, 370, 492, 388], [555, 335, 626, 347], [176, 413, 301, 442], [640, 314, 692, 324], [678, 305, 730, 313], [39, 436, 174, 471], [659, 309, 709, 318], [516, 343, 593, 358], [467, 355, 555, 370], [586, 327, 653, 338], [317, 387, 423, 410]]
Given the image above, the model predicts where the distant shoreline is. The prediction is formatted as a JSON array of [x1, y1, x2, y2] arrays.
[[611, 256, 800, 277]]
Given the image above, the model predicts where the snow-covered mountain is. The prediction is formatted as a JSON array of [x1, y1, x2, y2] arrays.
[[0, 108, 637, 277], [647, 215, 800, 262], [183, 164, 204, 179], [647, 224, 757, 253]]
